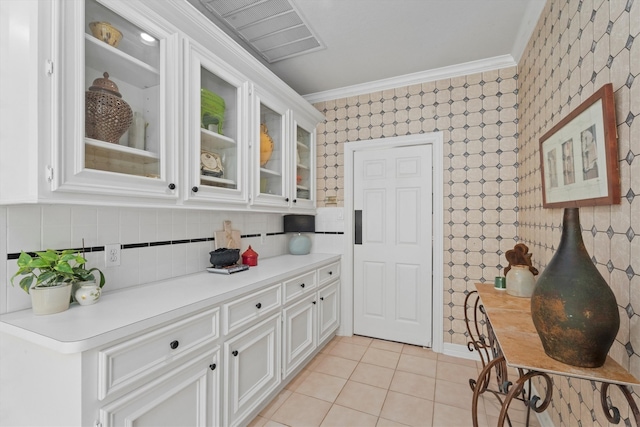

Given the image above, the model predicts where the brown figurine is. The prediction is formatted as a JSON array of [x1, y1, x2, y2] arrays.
[[504, 243, 539, 276]]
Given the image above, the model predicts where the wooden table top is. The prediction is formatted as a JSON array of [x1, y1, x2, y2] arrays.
[[475, 283, 640, 387]]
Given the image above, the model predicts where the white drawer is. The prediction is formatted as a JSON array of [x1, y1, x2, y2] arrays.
[[283, 271, 317, 303], [224, 283, 281, 335], [98, 307, 219, 400], [318, 261, 340, 286]]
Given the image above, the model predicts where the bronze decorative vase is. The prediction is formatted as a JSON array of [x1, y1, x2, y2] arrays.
[[530, 208, 619, 368]]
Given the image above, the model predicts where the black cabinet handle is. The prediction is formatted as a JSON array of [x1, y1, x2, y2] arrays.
[[293, 199, 297, 203], [169, 340, 179, 350], [209, 363, 216, 371], [256, 302, 262, 309], [285, 197, 289, 202], [320, 297, 324, 301], [168, 183, 176, 190], [328, 271, 333, 275], [232, 350, 239, 357], [300, 283, 305, 288], [192, 186, 199, 193], [312, 301, 317, 305]]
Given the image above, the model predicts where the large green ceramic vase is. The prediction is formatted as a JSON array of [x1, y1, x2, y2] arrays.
[[530, 208, 619, 368]]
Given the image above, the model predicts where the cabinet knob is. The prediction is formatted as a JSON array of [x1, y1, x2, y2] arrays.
[[209, 363, 217, 371], [293, 199, 297, 203], [192, 186, 199, 193], [300, 283, 305, 288], [169, 340, 179, 350], [312, 301, 317, 305], [320, 297, 324, 301], [328, 271, 333, 275], [285, 197, 289, 202], [256, 302, 262, 309], [168, 183, 176, 190], [232, 350, 239, 357]]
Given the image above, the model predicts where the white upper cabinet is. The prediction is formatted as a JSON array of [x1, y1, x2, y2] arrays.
[[251, 89, 317, 212], [0, 0, 323, 211], [291, 113, 317, 210], [57, 0, 180, 201], [251, 88, 290, 209], [183, 39, 250, 206]]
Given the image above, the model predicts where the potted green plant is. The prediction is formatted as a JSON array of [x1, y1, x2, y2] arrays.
[[11, 249, 106, 315]]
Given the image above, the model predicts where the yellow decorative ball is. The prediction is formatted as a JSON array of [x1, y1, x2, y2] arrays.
[[260, 123, 274, 166]]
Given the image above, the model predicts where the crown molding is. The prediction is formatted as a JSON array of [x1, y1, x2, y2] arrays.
[[303, 54, 517, 104]]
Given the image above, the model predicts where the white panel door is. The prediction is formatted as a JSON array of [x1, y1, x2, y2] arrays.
[[353, 144, 433, 346]]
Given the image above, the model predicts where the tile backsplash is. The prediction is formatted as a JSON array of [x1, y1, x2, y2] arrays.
[[0, 205, 288, 314], [1, 205, 346, 315]]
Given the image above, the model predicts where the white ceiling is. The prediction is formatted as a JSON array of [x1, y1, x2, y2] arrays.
[[188, 0, 547, 98]]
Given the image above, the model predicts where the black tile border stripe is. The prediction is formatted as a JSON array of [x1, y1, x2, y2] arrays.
[[6, 232, 344, 260]]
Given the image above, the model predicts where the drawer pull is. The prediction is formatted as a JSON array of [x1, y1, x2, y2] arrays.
[[256, 302, 262, 309], [312, 301, 317, 305], [209, 363, 216, 371], [328, 271, 333, 275], [169, 340, 179, 350], [300, 283, 305, 288], [320, 297, 324, 301], [232, 350, 239, 357]]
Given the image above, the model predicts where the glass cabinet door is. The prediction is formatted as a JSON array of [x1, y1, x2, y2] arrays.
[[253, 90, 288, 207], [58, 0, 179, 199], [294, 123, 314, 203], [185, 40, 248, 204]]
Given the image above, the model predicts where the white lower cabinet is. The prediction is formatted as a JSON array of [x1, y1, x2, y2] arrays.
[[0, 255, 341, 427], [282, 294, 317, 377], [318, 281, 340, 344], [224, 314, 281, 427], [99, 346, 220, 427]]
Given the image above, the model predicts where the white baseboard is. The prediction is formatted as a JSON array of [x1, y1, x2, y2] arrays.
[[442, 342, 480, 361]]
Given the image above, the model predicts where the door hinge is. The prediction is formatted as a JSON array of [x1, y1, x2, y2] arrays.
[[46, 166, 54, 182], [45, 60, 54, 76]]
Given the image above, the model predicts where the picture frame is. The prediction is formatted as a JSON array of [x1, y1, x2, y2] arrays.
[[539, 83, 620, 208]]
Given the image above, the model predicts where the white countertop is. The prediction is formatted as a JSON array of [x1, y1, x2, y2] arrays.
[[0, 254, 340, 354]]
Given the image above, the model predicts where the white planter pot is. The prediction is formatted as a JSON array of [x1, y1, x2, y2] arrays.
[[30, 282, 72, 315]]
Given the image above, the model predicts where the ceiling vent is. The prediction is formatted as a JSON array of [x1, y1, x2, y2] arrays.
[[199, 0, 325, 63]]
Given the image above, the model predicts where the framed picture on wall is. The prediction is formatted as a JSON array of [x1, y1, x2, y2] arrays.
[[539, 83, 620, 208]]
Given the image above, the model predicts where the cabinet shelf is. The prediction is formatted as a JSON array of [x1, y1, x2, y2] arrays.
[[296, 140, 309, 150], [296, 163, 309, 170], [260, 167, 281, 177], [85, 34, 160, 89], [296, 184, 309, 191], [201, 175, 236, 186], [200, 128, 236, 148], [85, 138, 159, 162]]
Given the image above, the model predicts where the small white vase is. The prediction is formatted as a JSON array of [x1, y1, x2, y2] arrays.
[[506, 265, 536, 298], [75, 283, 101, 306], [30, 282, 72, 315]]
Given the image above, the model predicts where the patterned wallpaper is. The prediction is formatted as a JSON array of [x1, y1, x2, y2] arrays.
[[518, 0, 639, 425], [313, 67, 521, 347], [312, 0, 639, 424]]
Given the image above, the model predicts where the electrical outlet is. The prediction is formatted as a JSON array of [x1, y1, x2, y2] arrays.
[[105, 244, 121, 267]]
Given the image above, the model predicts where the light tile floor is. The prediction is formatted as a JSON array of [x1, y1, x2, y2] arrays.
[[249, 336, 542, 427]]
